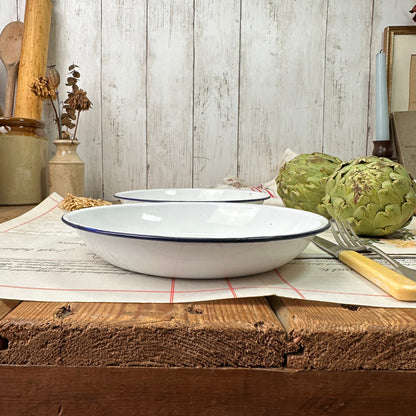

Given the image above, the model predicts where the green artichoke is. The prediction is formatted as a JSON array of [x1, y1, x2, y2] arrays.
[[276, 152, 342, 218], [323, 156, 416, 236]]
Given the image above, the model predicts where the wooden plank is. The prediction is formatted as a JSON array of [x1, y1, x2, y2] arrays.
[[0, 298, 288, 367], [238, 0, 326, 185], [1, 366, 416, 415], [270, 297, 416, 370], [192, 0, 240, 187], [323, 0, 373, 160], [391, 111, 416, 177], [0, 300, 20, 320], [45, 0, 102, 198], [147, 0, 194, 188], [408, 55, 416, 110], [101, 0, 147, 200]]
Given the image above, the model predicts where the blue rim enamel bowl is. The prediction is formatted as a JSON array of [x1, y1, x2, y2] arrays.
[[62, 202, 329, 279], [113, 188, 271, 204]]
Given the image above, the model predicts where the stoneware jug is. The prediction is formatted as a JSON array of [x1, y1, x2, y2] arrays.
[[48, 139, 85, 197]]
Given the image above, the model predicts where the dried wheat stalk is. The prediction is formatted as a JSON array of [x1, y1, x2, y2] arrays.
[[59, 193, 111, 211]]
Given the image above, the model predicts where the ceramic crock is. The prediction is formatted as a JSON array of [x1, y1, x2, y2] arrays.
[[0, 117, 47, 205]]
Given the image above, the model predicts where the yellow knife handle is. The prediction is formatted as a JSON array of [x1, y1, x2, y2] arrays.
[[339, 250, 416, 302]]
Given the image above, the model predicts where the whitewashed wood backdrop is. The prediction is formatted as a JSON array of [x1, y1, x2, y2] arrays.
[[0, 0, 415, 199]]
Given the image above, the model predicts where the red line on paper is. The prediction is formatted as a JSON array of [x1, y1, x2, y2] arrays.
[[48, 194, 62, 203], [4, 201, 61, 232], [274, 269, 306, 299], [0, 282, 394, 298], [225, 278, 237, 298], [0, 285, 392, 298], [170, 278, 176, 303]]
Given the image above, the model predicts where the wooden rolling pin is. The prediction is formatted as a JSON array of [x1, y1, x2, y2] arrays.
[[14, 0, 52, 120]]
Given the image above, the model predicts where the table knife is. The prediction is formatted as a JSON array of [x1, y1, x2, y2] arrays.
[[313, 236, 416, 302]]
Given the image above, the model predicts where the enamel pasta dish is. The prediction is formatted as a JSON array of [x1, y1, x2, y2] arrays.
[[62, 202, 329, 279]]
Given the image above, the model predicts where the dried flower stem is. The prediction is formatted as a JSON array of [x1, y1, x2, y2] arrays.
[[73, 110, 81, 141], [55, 90, 63, 141], [48, 96, 60, 137]]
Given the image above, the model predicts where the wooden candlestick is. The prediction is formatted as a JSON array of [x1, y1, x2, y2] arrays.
[[372, 140, 393, 158], [14, 0, 52, 120]]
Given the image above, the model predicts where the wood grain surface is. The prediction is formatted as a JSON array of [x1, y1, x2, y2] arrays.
[[101, 0, 147, 196], [146, 0, 194, 189], [13, 0, 52, 120], [0, 300, 20, 320], [271, 297, 416, 370], [1, 366, 416, 416], [0, 298, 288, 367], [238, 0, 326, 184], [193, 0, 240, 187]]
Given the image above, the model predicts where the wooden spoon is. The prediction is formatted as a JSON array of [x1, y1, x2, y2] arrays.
[[0, 21, 24, 117]]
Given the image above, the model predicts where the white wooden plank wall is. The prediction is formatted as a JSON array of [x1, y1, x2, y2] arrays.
[[239, 0, 327, 185], [193, 0, 240, 187], [147, 0, 194, 189], [323, 0, 373, 158], [0, 0, 415, 199], [101, 0, 147, 194]]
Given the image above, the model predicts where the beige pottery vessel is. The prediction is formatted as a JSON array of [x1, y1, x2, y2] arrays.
[[49, 139, 85, 197], [0, 117, 47, 205]]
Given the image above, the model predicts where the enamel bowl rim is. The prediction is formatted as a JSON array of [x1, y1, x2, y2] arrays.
[[113, 187, 271, 203], [62, 202, 330, 243]]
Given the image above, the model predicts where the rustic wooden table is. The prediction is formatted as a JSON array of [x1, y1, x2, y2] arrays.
[[1, 205, 416, 415]]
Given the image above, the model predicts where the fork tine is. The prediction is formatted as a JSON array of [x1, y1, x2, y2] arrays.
[[338, 219, 403, 269], [337, 219, 363, 248], [342, 220, 363, 245], [331, 219, 416, 279], [330, 219, 366, 250], [329, 219, 347, 247]]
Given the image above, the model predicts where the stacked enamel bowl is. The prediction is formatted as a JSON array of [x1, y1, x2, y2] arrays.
[[113, 188, 271, 204]]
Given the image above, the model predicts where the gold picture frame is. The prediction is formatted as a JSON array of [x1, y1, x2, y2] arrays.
[[384, 26, 416, 113]]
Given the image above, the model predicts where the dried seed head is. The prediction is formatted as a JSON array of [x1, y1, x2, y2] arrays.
[[30, 76, 56, 100], [47, 65, 61, 90], [65, 89, 92, 111]]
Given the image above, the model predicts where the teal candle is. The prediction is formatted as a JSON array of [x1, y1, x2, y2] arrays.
[[375, 51, 390, 141]]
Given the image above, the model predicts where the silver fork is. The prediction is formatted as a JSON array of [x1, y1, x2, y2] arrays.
[[330, 218, 416, 282]]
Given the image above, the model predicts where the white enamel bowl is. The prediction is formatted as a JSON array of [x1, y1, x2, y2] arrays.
[[62, 203, 329, 279], [114, 188, 270, 204]]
